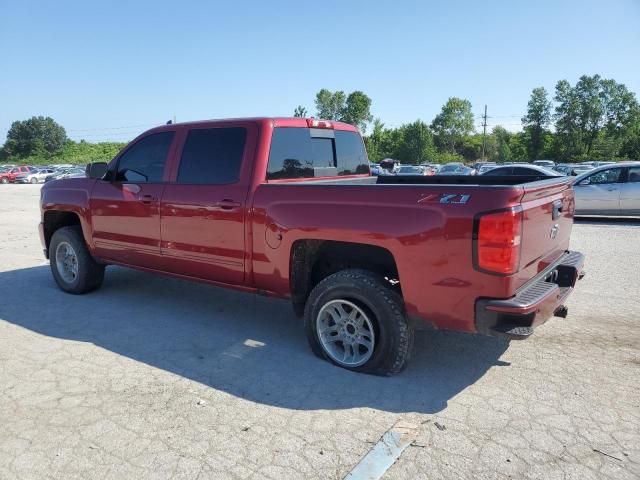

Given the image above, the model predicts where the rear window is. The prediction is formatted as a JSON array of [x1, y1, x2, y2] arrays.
[[177, 127, 247, 184], [267, 127, 369, 180]]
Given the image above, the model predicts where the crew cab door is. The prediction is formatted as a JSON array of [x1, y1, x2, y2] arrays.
[[90, 131, 176, 267], [159, 123, 255, 285]]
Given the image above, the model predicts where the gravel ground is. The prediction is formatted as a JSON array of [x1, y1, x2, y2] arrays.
[[0, 184, 638, 480]]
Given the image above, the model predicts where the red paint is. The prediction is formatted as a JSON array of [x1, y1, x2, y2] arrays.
[[40, 117, 582, 334]]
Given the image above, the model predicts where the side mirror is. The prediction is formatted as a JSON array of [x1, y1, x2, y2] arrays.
[[86, 162, 108, 179], [579, 179, 590, 185]]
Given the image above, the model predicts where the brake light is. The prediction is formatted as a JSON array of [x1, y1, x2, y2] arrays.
[[306, 119, 333, 129], [475, 207, 523, 274]]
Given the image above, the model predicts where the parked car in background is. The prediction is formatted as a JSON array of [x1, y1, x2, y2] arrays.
[[0, 166, 32, 184], [481, 164, 561, 177], [533, 160, 556, 169], [369, 164, 383, 176], [478, 164, 498, 174], [554, 164, 594, 176], [473, 161, 496, 172], [396, 165, 429, 176], [580, 161, 615, 169], [15, 168, 56, 184], [573, 162, 640, 216], [44, 167, 86, 182], [437, 162, 474, 175]]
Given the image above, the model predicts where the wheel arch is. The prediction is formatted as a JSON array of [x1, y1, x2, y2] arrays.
[[289, 239, 400, 316]]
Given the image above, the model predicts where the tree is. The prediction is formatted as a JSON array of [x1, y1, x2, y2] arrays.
[[431, 97, 474, 154], [3, 116, 67, 158], [341, 91, 373, 133], [492, 126, 513, 162], [553, 75, 639, 160], [522, 87, 552, 159], [396, 120, 436, 164], [293, 105, 308, 117], [315, 89, 347, 121], [314, 89, 373, 132]]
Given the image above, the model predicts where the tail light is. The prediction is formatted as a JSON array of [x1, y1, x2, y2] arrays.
[[474, 207, 523, 275]]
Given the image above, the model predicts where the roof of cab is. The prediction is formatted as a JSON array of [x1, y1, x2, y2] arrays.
[[145, 117, 360, 134]]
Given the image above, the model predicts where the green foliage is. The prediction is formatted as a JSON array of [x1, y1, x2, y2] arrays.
[[293, 105, 308, 117], [522, 87, 552, 159], [492, 126, 512, 163], [4, 116, 67, 158], [314, 89, 373, 132], [552, 75, 639, 161], [1, 139, 126, 166], [395, 120, 436, 164], [431, 97, 475, 154]]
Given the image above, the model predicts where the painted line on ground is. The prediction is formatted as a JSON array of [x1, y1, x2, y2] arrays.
[[343, 420, 419, 480]]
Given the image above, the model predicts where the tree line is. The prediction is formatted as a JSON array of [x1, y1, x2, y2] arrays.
[[296, 74, 640, 164], [2, 74, 638, 166]]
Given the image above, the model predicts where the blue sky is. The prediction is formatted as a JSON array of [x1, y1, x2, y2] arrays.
[[1, 0, 639, 142]]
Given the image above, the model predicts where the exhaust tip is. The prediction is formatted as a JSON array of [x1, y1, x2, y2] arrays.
[[554, 305, 569, 318]]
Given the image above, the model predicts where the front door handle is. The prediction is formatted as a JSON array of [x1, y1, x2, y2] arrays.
[[607, 187, 618, 192], [217, 199, 241, 210], [140, 194, 157, 204]]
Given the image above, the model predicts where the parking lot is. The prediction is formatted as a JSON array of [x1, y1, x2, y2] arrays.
[[0, 184, 638, 480]]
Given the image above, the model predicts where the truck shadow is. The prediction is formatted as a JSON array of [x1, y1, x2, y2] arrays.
[[0, 265, 509, 414]]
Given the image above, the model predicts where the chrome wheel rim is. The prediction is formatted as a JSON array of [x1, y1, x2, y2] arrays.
[[316, 299, 375, 367], [55, 241, 78, 284]]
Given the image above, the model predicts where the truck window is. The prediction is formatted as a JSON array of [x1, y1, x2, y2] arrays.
[[334, 130, 370, 175], [177, 127, 247, 184], [267, 127, 369, 180], [116, 132, 175, 183]]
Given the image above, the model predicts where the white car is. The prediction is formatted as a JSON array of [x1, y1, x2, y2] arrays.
[[15, 168, 56, 184]]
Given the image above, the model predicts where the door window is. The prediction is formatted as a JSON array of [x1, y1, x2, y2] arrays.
[[177, 127, 247, 184], [584, 168, 622, 185], [115, 131, 175, 183], [627, 167, 640, 183]]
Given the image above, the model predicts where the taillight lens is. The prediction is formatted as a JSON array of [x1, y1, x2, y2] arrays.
[[475, 208, 523, 274]]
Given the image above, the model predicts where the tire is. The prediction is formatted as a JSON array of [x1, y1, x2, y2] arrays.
[[304, 269, 413, 376], [30, 177, 38, 184], [1, 178, 8, 184], [49, 225, 105, 294]]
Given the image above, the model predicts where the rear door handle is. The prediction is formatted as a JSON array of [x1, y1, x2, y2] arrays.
[[140, 194, 157, 204], [216, 199, 241, 210], [607, 187, 618, 191]]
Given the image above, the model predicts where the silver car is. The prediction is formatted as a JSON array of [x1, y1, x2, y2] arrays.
[[573, 162, 640, 216]]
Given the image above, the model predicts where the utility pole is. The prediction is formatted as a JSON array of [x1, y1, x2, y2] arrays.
[[481, 104, 488, 160]]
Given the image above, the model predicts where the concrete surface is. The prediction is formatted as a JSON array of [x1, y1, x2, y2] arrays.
[[0, 184, 638, 480]]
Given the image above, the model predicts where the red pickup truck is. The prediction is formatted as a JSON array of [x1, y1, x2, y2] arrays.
[[39, 117, 584, 375], [1, 165, 32, 183]]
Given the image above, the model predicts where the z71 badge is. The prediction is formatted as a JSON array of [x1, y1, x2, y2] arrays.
[[418, 193, 471, 205]]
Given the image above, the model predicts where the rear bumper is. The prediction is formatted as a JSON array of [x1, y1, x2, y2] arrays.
[[475, 250, 585, 340]]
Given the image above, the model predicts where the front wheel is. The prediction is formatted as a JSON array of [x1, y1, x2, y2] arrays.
[[304, 269, 413, 376], [1, 178, 8, 184], [49, 226, 105, 294], [30, 177, 38, 184]]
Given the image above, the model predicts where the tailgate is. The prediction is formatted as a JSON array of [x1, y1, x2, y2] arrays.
[[514, 177, 575, 289]]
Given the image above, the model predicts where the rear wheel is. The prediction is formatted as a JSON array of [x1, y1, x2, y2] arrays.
[[50, 226, 105, 294], [304, 269, 413, 376], [1, 178, 8, 184]]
